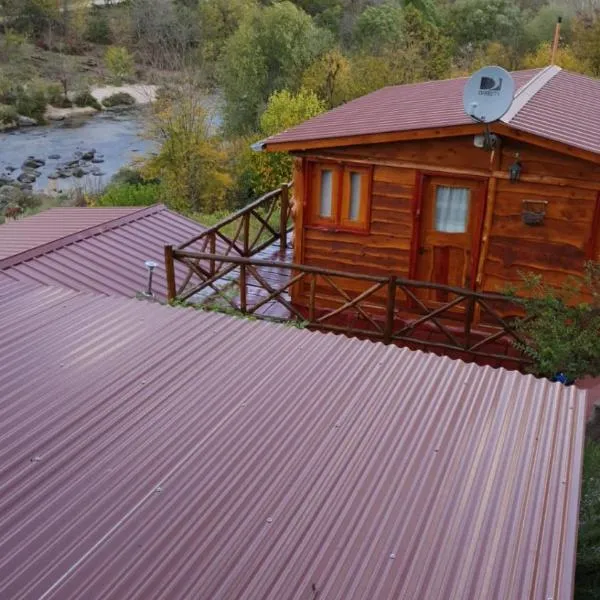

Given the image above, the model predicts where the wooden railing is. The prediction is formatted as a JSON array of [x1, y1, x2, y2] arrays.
[[164, 183, 292, 302], [164, 249, 532, 367]]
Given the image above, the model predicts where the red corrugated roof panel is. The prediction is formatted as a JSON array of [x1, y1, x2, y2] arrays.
[[0, 206, 143, 260], [0, 205, 213, 301], [265, 67, 600, 156], [0, 287, 586, 599], [264, 69, 542, 146], [508, 69, 600, 155]]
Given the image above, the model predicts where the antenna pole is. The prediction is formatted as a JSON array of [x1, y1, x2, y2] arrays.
[[551, 17, 562, 65]]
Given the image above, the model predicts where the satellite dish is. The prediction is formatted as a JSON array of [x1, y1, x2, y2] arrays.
[[463, 66, 515, 124]]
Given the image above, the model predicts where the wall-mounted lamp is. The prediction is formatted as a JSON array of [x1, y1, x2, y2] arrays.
[[144, 260, 158, 297], [509, 153, 522, 182]]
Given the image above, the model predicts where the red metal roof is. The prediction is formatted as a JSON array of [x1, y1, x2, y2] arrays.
[[0, 206, 142, 260], [0, 205, 212, 301], [264, 67, 600, 155], [0, 286, 586, 599]]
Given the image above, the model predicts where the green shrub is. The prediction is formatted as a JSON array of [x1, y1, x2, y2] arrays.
[[45, 84, 65, 106], [0, 104, 18, 125], [508, 262, 600, 382], [576, 440, 600, 598], [73, 90, 101, 110], [86, 11, 112, 45], [104, 46, 134, 85], [109, 167, 146, 186], [102, 92, 136, 108], [15, 87, 47, 121], [96, 183, 162, 207]]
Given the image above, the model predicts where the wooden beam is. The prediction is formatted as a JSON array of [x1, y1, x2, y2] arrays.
[[266, 124, 485, 152], [303, 152, 600, 190], [476, 177, 497, 288], [492, 122, 600, 167]]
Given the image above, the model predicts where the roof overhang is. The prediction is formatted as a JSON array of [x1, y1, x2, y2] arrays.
[[265, 121, 600, 166]]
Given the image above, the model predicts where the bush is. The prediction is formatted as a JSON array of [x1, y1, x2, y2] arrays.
[[74, 90, 101, 110], [109, 167, 147, 186], [508, 262, 600, 382], [105, 46, 135, 85], [15, 87, 47, 121], [102, 92, 136, 108], [96, 182, 162, 207], [0, 104, 18, 125], [86, 10, 112, 44]]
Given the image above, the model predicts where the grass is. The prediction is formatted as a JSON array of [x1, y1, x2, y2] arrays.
[[576, 439, 600, 599]]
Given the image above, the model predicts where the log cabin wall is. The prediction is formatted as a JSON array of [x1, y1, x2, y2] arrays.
[[291, 134, 600, 305]]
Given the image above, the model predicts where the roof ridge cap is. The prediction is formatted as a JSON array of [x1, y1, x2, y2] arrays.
[[0, 204, 166, 270], [501, 65, 561, 124]]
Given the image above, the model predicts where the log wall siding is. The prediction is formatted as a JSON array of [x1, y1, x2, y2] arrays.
[[293, 133, 600, 304]]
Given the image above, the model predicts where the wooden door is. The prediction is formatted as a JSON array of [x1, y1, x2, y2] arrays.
[[415, 176, 485, 302]]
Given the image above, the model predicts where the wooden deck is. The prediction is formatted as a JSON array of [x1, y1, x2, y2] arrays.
[[164, 184, 531, 371]]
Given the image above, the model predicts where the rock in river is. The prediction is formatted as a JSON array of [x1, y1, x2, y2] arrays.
[[17, 115, 38, 127], [17, 172, 36, 184]]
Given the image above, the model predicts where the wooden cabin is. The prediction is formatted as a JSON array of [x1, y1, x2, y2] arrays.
[[262, 66, 600, 312]]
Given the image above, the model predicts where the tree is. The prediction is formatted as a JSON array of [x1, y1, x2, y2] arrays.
[[144, 89, 232, 214], [219, 1, 332, 135], [523, 41, 589, 72], [105, 46, 135, 85], [239, 89, 325, 197], [572, 11, 600, 77], [197, 0, 257, 85], [446, 0, 525, 50], [352, 3, 405, 55], [129, 0, 199, 70], [525, 4, 573, 50], [302, 48, 352, 107]]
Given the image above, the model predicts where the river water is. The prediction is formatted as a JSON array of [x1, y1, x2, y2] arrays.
[[0, 109, 155, 193]]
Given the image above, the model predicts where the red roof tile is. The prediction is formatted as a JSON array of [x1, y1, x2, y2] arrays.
[[0, 206, 143, 260], [0, 205, 215, 301], [0, 286, 586, 599], [264, 67, 600, 156]]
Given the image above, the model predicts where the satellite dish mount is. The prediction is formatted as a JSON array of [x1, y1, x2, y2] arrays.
[[463, 66, 515, 151]]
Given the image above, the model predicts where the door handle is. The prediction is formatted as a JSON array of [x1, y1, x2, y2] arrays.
[[418, 247, 427, 255]]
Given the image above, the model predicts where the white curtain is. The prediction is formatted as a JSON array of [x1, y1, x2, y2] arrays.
[[434, 186, 469, 233], [320, 170, 333, 217]]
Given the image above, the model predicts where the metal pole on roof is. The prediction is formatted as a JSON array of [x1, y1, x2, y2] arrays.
[[550, 17, 562, 65]]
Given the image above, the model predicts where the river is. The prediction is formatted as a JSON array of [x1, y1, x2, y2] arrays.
[[0, 109, 155, 194]]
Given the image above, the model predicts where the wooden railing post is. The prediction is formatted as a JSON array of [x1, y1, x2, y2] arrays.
[[464, 294, 475, 350], [309, 274, 316, 323], [209, 231, 216, 276], [164, 245, 177, 302], [242, 213, 250, 257], [239, 263, 247, 313], [279, 184, 289, 251], [383, 276, 397, 344]]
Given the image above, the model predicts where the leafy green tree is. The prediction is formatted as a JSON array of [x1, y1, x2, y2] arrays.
[[523, 41, 589, 72], [197, 0, 257, 85], [525, 4, 573, 50], [353, 3, 405, 55], [239, 89, 325, 197], [446, 0, 525, 50], [572, 12, 600, 77], [144, 92, 232, 214], [105, 46, 135, 85], [219, 1, 332, 135], [302, 48, 352, 107]]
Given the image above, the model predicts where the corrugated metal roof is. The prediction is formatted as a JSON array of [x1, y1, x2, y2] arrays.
[[0, 286, 586, 599], [0, 206, 143, 260], [509, 69, 600, 155], [0, 205, 212, 301], [264, 69, 542, 146], [264, 67, 600, 156]]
